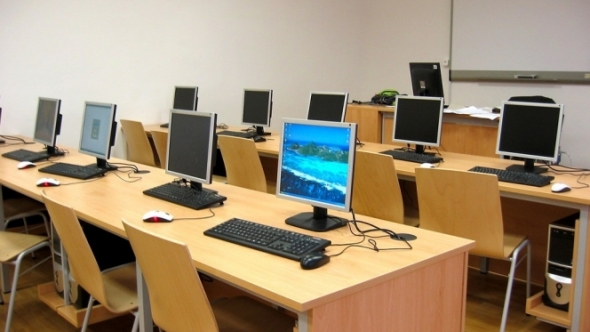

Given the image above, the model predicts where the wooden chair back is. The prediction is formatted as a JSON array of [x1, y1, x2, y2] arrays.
[[122, 220, 219, 332], [41, 192, 110, 308], [415, 168, 506, 258], [150, 130, 168, 169], [217, 135, 267, 193], [120, 119, 157, 167], [352, 150, 405, 223]]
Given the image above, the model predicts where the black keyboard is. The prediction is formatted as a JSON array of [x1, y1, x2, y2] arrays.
[[38, 163, 110, 180], [2, 149, 58, 162], [217, 130, 257, 139], [204, 218, 331, 260], [160, 123, 169, 128], [469, 166, 554, 187], [380, 149, 443, 164], [143, 182, 227, 210]]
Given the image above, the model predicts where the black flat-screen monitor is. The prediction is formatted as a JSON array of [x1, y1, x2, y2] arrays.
[[276, 118, 357, 232], [496, 101, 564, 174], [173, 86, 198, 111], [409, 63, 445, 105], [306, 92, 349, 122], [34, 97, 63, 156], [242, 89, 273, 136], [392, 96, 444, 155], [165, 110, 217, 192], [78, 101, 118, 169]]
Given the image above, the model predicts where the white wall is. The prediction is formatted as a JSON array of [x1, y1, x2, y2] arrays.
[[1, 0, 589, 168]]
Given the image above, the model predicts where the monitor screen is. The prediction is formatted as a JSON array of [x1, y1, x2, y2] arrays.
[[409, 63, 445, 103], [79, 101, 117, 166], [242, 89, 273, 136], [496, 101, 564, 173], [33, 97, 62, 154], [166, 110, 217, 186], [276, 118, 357, 232], [173, 86, 198, 111], [392, 96, 444, 154], [306, 92, 349, 122]]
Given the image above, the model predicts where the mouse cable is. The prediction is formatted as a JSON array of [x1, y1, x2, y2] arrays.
[[173, 208, 216, 221], [112, 169, 143, 183], [348, 210, 413, 250], [58, 175, 105, 186]]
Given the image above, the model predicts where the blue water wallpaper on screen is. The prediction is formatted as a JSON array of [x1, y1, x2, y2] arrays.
[[279, 122, 352, 208]]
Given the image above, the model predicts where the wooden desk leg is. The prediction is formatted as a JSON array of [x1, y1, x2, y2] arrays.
[[0, 187, 10, 293], [571, 206, 589, 331], [136, 264, 153, 332]]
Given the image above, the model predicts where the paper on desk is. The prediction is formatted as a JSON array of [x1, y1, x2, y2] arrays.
[[469, 113, 500, 120], [444, 106, 500, 120], [444, 106, 490, 115]]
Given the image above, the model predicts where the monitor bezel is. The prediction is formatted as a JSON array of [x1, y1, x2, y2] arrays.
[[276, 117, 357, 213], [409, 62, 445, 102], [165, 109, 217, 185], [33, 97, 62, 147], [78, 101, 117, 161], [495, 100, 564, 163], [241, 88, 273, 127], [173, 86, 199, 111], [392, 95, 445, 148], [306, 91, 349, 122]]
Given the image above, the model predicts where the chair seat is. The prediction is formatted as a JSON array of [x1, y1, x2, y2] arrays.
[[503, 233, 528, 259], [101, 263, 138, 313], [213, 296, 295, 332], [0, 232, 49, 262]]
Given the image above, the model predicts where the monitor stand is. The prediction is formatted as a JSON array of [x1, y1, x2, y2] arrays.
[[97, 158, 118, 171], [254, 126, 271, 136], [189, 180, 217, 194], [286, 206, 347, 232], [396, 144, 435, 156], [46, 146, 65, 157], [0, 138, 4, 144], [506, 158, 547, 174]]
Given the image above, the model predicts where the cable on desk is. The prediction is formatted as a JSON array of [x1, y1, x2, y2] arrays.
[[173, 208, 216, 221], [329, 209, 413, 257], [0, 135, 34, 145]]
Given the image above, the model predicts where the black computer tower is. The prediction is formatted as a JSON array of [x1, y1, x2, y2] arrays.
[[542, 213, 578, 311]]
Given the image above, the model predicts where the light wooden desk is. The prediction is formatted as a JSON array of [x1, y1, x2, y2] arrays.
[[144, 125, 590, 330], [0, 140, 474, 332]]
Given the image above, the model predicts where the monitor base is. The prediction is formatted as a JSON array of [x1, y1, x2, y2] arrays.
[[286, 212, 347, 232]]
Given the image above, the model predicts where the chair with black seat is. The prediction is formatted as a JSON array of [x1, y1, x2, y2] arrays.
[[120, 119, 158, 167], [41, 191, 139, 332], [150, 130, 168, 169], [352, 150, 419, 226], [122, 219, 295, 332], [415, 168, 530, 332], [0, 222, 51, 332], [217, 135, 268, 193]]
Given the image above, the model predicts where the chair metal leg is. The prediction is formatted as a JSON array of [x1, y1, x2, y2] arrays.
[[3, 241, 51, 332], [500, 239, 530, 332], [131, 311, 140, 332], [82, 295, 95, 332]]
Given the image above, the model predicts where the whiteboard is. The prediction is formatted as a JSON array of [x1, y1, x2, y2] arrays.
[[450, 0, 590, 83]]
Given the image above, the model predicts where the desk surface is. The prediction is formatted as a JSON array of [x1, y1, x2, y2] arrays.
[[0, 139, 474, 331]]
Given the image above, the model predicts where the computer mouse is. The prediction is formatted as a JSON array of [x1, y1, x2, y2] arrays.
[[36, 178, 60, 187], [18, 161, 36, 169], [420, 163, 435, 168], [253, 136, 266, 143], [551, 183, 571, 193], [300, 252, 330, 270], [142, 210, 174, 222]]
